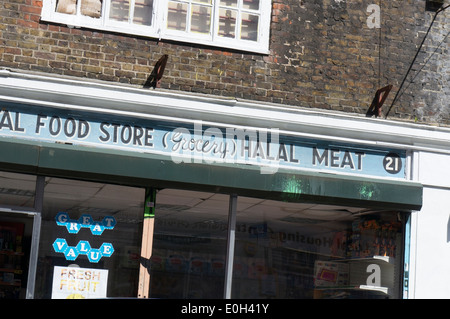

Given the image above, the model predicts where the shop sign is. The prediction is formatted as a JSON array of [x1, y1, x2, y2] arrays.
[[55, 212, 116, 235], [53, 212, 115, 262], [0, 104, 406, 179], [51, 266, 108, 299], [53, 238, 114, 263]]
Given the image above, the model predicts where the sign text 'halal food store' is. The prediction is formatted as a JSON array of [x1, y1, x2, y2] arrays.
[[0, 104, 406, 178]]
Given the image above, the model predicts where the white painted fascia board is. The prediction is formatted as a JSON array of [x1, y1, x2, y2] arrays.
[[1, 69, 450, 153]]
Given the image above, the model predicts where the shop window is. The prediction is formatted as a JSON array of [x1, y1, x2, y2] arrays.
[[232, 197, 406, 299], [149, 189, 229, 298], [0, 172, 37, 299], [0, 172, 36, 210], [34, 177, 145, 299], [41, 0, 271, 54], [0, 214, 34, 299]]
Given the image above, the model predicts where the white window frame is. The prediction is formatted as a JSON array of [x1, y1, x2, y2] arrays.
[[41, 0, 271, 54]]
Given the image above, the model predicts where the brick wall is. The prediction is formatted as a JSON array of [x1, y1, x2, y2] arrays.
[[1, 0, 449, 125]]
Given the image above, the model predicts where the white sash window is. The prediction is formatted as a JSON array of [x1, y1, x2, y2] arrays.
[[41, 0, 271, 54]]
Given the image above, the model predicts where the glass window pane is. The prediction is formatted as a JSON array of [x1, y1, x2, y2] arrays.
[[219, 0, 237, 7], [81, 0, 102, 18], [243, 0, 259, 11], [149, 189, 228, 298], [0, 212, 34, 299], [133, 0, 153, 25], [218, 8, 236, 38], [109, 0, 129, 22], [35, 178, 145, 299], [0, 172, 36, 209], [56, 0, 77, 14], [232, 196, 405, 299], [191, 4, 211, 34], [240, 13, 258, 41], [167, 1, 188, 31], [0, 171, 37, 299]]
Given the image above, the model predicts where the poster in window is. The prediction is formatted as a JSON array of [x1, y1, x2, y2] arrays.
[[51, 266, 108, 299]]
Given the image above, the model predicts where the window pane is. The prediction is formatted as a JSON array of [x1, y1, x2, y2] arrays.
[[240, 13, 258, 41], [109, 0, 129, 22], [0, 172, 36, 209], [149, 189, 228, 298], [133, 0, 153, 25], [191, 4, 211, 34], [56, 0, 77, 14], [0, 171, 37, 299], [0, 213, 34, 299], [232, 197, 405, 299], [243, 0, 259, 11], [35, 178, 144, 299], [219, 0, 237, 7], [218, 8, 236, 38], [167, 1, 187, 31], [81, 0, 102, 18]]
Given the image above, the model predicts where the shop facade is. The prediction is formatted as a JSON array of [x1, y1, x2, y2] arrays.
[[2, 69, 447, 299]]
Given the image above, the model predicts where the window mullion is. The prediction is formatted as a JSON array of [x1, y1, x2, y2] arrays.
[[76, 0, 81, 16], [236, 0, 242, 41], [211, 1, 218, 41], [223, 194, 237, 299], [101, 0, 108, 25], [129, 0, 136, 24], [186, 1, 192, 34], [158, 0, 166, 39]]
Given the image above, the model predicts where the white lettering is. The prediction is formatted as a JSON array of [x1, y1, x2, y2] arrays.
[[56, 213, 69, 224], [68, 222, 79, 231], [91, 223, 102, 233], [181, 303, 215, 317], [55, 241, 67, 251], [66, 247, 77, 258], [81, 215, 91, 225], [367, 4, 381, 29], [103, 217, 115, 228], [78, 242, 89, 253], [366, 264, 381, 286], [225, 304, 269, 314]]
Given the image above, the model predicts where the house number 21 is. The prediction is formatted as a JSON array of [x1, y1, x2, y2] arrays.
[[383, 153, 402, 174]]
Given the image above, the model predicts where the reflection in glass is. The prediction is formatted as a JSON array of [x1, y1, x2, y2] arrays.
[[0, 172, 36, 209], [133, 0, 153, 25], [167, 1, 187, 31], [191, 4, 211, 34], [81, 0, 102, 18], [56, 0, 78, 15], [109, 0, 129, 22], [35, 178, 144, 298], [218, 8, 236, 38], [149, 189, 228, 299], [232, 196, 404, 299], [240, 13, 258, 41], [55, 0, 103, 18], [243, 0, 259, 10], [0, 213, 34, 299], [219, 0, 237, 7]]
